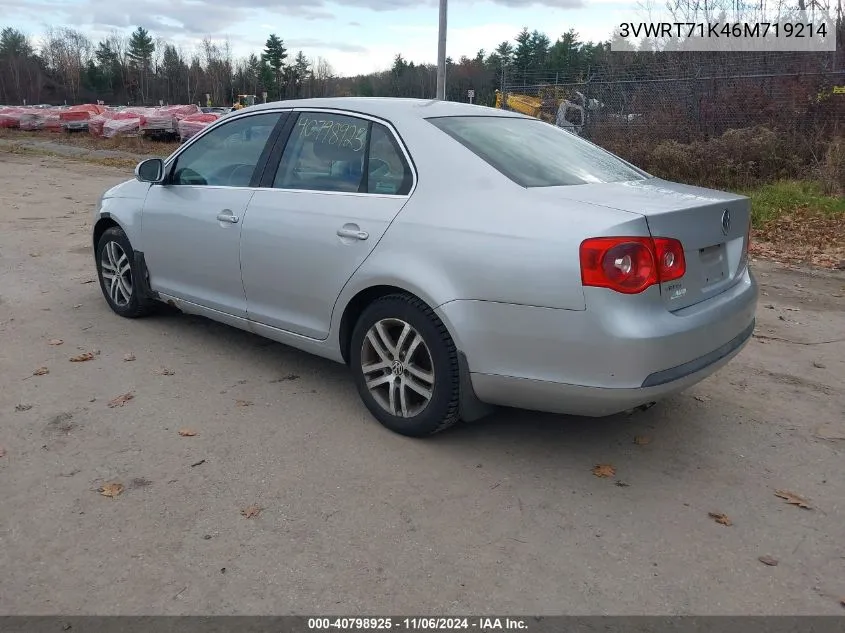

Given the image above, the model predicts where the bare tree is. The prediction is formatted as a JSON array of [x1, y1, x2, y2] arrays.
[[41, 27, 92, 103], [311, 56, 335, 97]]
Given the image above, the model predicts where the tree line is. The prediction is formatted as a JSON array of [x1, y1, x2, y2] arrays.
[[0, 23, 646, 108], [1, 1, 843, 109], [0, 26, 337, 106]]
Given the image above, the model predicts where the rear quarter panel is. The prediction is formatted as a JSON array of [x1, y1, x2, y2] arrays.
[[342, 116, 649, 312]]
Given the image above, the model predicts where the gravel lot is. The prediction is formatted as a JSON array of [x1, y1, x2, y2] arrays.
[[1, 153, 844, 615]]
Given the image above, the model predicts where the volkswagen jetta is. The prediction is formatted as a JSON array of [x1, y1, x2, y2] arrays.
[[92, 97, 758, 437]]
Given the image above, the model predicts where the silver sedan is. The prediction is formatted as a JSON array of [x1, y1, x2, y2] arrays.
[[92, 97, 758, 437]]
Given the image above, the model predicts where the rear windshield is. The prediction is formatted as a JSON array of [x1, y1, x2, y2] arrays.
[[427, 115, 649, 188]]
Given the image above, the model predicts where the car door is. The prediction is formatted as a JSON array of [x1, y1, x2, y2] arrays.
[[141, 111, 287, 318], [240, 110, 415, 339]]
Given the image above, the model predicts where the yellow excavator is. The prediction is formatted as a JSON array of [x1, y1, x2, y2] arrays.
[[232, 94, 257, 110], [495, 86, 560, 123], [495, 85, 588, 134]]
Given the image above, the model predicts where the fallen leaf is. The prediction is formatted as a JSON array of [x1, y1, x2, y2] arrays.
[[123, 353, 136, 362], [69, 352, 95, 362], [694, 395, 710, 402], [80, 279, 95, 284], [73, 304, 82, 309], [241, 505, 262, 518], [178, 428, 198, 437], [0, 446, 6, 458], [812, 361, 826, 369], [774, 489, 812, 509], [708, 512, 732, 526], [236, 399, 253, 407], [15, 404, 33, 412], [32, 367, 49, 376], [107, 392, 134, 408], [154, 368, 175, 376], [814, 423, 845, 441], [758, 555, 779, 566], [614, 480, 630, 487], [634, 435, 651, 445], [29, 252, 40, 257], [48, 339, 64, 346], [592, 464, 615, 478], [99, 482, 124, 498], [269, 373, 300, 383]]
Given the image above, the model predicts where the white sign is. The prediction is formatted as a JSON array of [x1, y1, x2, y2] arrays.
[[467, 89, 475, 98]]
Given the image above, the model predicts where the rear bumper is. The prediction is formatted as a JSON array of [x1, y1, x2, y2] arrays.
[[436, 267, 757, 417], [469, 320, 753, 416]]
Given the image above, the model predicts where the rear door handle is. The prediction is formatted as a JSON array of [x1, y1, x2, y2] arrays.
[[337, 228, 369, 240], [217, 211, 239, 224]]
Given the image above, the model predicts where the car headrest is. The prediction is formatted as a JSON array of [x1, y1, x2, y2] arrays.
[[311, 138, 365, 164]]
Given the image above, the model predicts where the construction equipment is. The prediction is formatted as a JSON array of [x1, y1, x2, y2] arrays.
[[232, 94, 257, 110], [495, 86, 590, 135]]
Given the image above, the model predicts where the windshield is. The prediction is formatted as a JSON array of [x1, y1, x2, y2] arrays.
[[427, 115, 650, 188]]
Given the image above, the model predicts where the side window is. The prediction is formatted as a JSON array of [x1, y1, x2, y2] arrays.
[[367, 123, 413, 195], [274, 113, 370, 193], [171, 113, 280, 187]]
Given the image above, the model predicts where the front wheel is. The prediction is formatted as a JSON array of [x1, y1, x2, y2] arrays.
[[95, 226, 156, 318], [350, 294, 461, 437]]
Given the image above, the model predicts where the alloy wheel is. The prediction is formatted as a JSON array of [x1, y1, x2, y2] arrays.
[[360, 318, 435, 418], [100, 241, 133, 307]]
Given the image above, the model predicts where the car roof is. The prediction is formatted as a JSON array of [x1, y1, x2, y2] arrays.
[[245, 97, 528, 123]]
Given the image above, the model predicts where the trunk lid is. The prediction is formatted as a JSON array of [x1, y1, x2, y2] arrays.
[[535, 178, 751, 311]]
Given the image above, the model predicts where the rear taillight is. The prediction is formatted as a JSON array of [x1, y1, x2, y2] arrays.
[[653, 237, 686, 282], [580, 236, 686, 295]]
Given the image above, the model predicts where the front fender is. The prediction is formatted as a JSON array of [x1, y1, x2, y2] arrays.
[[92, 180, 150, 250]]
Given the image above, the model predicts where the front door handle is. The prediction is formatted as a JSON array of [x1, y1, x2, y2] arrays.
[[337, 227, 369, 240], [217, 211, 239, 224]]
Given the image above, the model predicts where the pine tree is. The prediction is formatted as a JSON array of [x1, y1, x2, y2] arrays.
[[127, 27, 154, 103], [262, 34, 287, 99]]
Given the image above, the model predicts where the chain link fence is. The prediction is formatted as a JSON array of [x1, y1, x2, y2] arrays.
[[498, 52, 845, 188], [500, 52, 844, 142]]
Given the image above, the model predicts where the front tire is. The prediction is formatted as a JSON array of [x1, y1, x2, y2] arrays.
[[95, 226, 156, 318], [350, 294, 461, 437]]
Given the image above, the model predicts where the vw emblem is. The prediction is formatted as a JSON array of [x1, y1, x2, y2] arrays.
[[720, 209, 731, 235]]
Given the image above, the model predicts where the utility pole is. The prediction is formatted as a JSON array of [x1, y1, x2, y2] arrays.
[[436, 0, 447, 100]]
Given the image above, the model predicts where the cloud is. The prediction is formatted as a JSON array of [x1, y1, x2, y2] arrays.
[[287, 38, 368, 53], [5, 0, 587, 28], [330, 0, 584, 7]]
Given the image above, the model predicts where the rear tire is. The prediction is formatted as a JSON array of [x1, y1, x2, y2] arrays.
[[350, 294, 460, 437], [95, 226, 156, 319]]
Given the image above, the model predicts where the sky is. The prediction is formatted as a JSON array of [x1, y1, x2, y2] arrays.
[[0, 0, 648, 76]]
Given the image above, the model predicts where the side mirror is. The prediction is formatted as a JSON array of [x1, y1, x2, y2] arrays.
[[135, 158, 165, 184]]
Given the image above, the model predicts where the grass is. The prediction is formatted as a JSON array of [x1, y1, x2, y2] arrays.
[[743, 180, 845, 269], [0, 128, 180, 156], [0, 142, 137, 170], [744, 180, 845, 226]]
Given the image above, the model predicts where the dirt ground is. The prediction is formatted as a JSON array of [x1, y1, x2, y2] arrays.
[[1, 153, 844, 616]]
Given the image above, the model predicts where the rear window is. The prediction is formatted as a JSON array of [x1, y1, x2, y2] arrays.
[[427, 115, 649, 188]]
